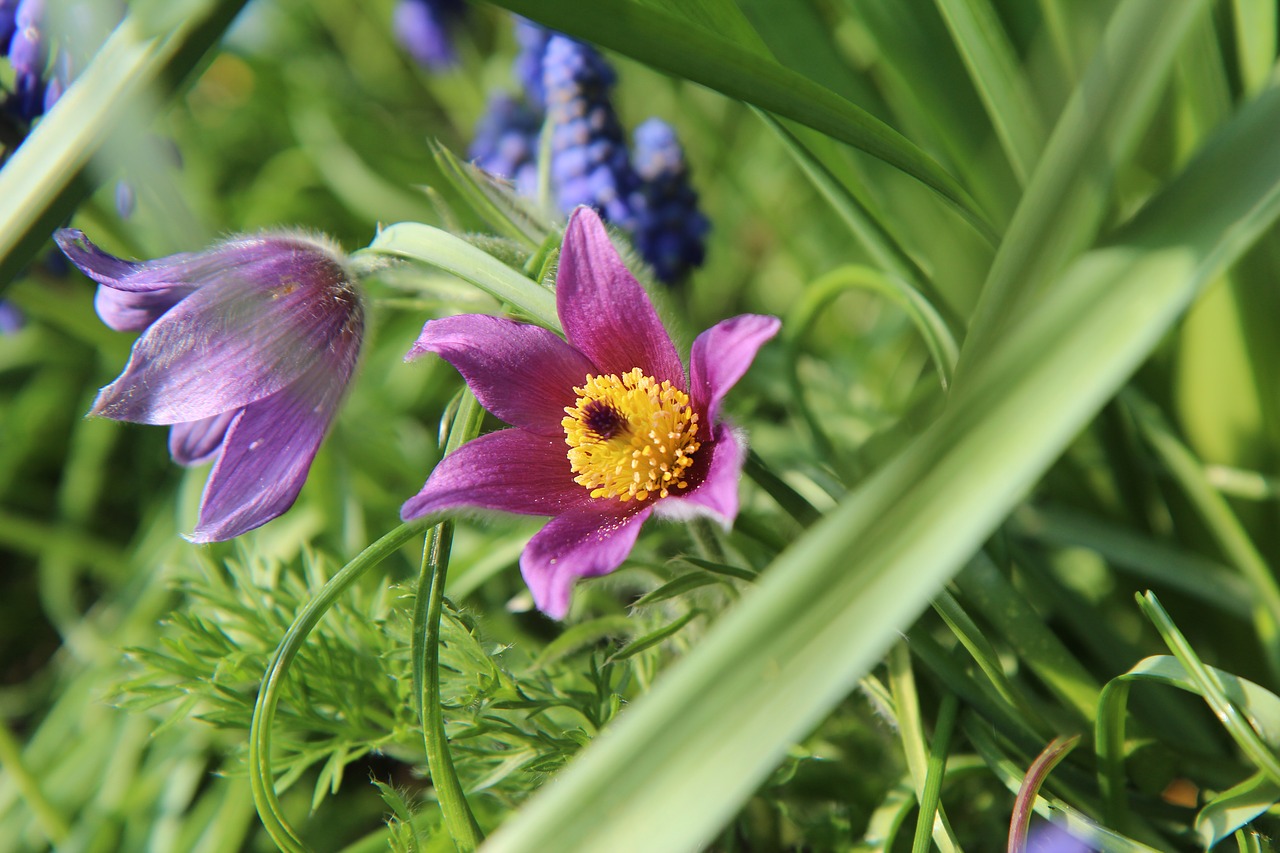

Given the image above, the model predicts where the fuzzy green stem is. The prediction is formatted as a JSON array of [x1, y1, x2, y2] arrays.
[[414, 522, 484, 851], [248, 518, 439, 853]]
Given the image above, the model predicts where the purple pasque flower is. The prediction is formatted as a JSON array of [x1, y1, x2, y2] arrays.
[[54, 229, 364, 543], [401, 207, 778, 618]]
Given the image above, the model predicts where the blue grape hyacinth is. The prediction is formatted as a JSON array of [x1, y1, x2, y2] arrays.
[[630, 118, 710, 284], [542, 35, 638, 229], [2, 0, 69, 125], [512, 17, 551, 110], [469, 94, 541, 198], [393, 0, 466, 71]]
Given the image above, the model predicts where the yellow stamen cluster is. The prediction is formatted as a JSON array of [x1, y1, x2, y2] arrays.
[[562, 367, 701, 502]]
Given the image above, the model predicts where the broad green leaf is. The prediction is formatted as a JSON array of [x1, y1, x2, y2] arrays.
[[481, 62, 1280, 853], [486, 0, 997, 241]]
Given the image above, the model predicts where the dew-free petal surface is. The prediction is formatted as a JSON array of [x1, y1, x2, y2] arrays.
[[556, 207, 685, 387], [408, 314, 594, 436]]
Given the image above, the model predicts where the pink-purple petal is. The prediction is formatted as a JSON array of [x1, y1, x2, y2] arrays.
[[169, 410, 238, 467], [91, 267, 361, 425], [520, 504, 653, 618], [653, 422, 745, 528], [187, 351, 354, 543], [400, 428, 591, 521], [556, 207, 686, 387], [407, 314, 595, 436], [689, 314, 780, 429]]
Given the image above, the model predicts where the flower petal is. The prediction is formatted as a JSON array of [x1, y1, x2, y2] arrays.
[[654, 422, 745, 528], [521, 504, 652, 619], [168, 410, 238, 467], [187, 342, 357, 542], [407, 314, 594, 436], [689, 314, 780, 428], [91, 262, 363, 425], [401, 428, 591, 521], [556, 206, 685, 387], [95, 283, 196, 332]]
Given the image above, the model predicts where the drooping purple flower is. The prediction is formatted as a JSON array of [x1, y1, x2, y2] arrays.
[[469, 93, 541, 197], [1025, 821, 1094, 853], [54, 229, 365, 542], [543, 36, 638, 229], [393, 0, 466, 71], [401, 207, 778, 618]]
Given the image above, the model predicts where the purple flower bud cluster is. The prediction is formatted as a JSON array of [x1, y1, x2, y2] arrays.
[[542, 35, 638, 231], [630, 118, 710, 285], [468, 22, 709, 284], [2, 0, 69, 125], [468, 94, 541, 197], [393, 0, 467, 71]]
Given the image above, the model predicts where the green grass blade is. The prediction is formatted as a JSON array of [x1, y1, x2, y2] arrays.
[[1196, 771, 1280, 848], [486, 0, 998, 241], [957, 0, 1209, 375], [478, 75, 1280, 853], [932, 0, 1047, 185], [0, 0, 249, 290]]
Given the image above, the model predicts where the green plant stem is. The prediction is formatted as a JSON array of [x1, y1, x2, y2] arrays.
[[913, 693, 960, 853], [414, 523, 484, 851], [0, 716, 70, 845], [411, 390, 486, 851], [1008, 735, 1080, 853], [742, 450, 820, 527], [248, 518, 440, 853]]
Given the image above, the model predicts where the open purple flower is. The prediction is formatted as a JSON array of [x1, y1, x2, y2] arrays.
[[54, 229, 364, 543], [401, 207, 778, 618]]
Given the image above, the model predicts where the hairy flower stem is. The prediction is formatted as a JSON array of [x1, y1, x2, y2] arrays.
[[413, 391, 486, 850], [415, 522, 483, 851]]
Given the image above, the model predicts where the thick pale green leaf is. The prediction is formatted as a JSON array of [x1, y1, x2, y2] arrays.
[[360, 223, 558, 328], [481, 59, 1280, 853], [486, 0, 997, 241]]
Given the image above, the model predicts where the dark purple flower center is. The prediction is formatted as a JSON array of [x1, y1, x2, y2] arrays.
[[580, 398, 625, 440]]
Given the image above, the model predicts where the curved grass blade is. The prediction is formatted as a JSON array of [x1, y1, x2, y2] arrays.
[[786, 264, 959, 390], [1008, 735, 1080, 853], [479, 76, 1280, 853], [487, 0, 997, 242], [1196, 771, 1280, 848]]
